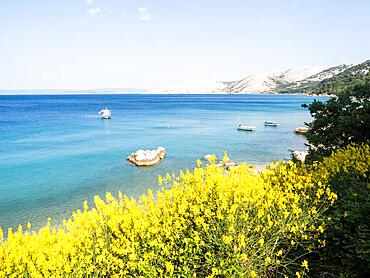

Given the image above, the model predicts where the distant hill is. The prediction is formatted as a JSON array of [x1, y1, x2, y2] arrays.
[[2, 60, 369, 95], [151, 66, 326, 94], [148, 60, 368, 95], [277, 60, 370, 94], [224, 66, 325, 94], [150, 60, 369, 95], [276, 64, 351, 94]]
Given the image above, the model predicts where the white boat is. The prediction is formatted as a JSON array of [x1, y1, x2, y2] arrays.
[[294, 127, 309, 134], [237, 124, 256, 131], [98, 107, 112, 119], [264, 121, 280, 127]]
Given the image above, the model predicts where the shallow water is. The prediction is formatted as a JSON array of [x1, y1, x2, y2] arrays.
[[0, 94, 325, 230]]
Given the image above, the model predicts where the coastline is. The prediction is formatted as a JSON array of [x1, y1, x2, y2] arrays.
[[0, 94, 311, 230]]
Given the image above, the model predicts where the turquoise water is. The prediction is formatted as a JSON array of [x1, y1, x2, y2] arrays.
[[0, 94, 324, 230]]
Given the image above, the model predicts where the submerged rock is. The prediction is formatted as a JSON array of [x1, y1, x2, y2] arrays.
[[127, 147, 166, 166]]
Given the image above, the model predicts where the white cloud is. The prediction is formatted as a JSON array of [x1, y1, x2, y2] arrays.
[[87, 7, 101, 16], [138, 7, 151, 21], [85, 0, 92, 6], [122, 10, 128, 16]]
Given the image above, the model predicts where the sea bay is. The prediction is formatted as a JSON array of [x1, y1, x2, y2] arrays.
[[0, 94, 325, 230]]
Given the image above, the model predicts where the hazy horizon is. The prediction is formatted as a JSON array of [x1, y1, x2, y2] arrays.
[[1, 0, 370, 91]]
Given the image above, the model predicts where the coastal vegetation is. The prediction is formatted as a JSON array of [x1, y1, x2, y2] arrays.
[[0, 144, 368, 277], [308, 144, 370, 277], [302, 80, 370, 277], [303, 81, 370, 160]]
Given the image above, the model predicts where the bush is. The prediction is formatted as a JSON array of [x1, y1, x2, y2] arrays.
[[0, 158, 337, 277], [309, 144, 370, 277], [303, 82, 370, 161]]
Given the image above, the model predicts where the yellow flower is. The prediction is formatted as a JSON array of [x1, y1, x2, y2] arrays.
[[222, 151, 230, 163], [301, 260, 309, 270], [240, 253, 248, 261], [222, 235, 233, 245], [165, 261, 174, 274], [250, 270, 257, 277], [265, 256, 271, 265], [211, 267, 219, 275]]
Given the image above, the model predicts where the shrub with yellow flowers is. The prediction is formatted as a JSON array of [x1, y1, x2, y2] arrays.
[[308, 143, 370, 277], [3, 145, 367, 277]]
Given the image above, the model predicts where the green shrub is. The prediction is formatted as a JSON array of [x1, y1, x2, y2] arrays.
[[310, 144, 370, 277], [303, 82, 370, 161]]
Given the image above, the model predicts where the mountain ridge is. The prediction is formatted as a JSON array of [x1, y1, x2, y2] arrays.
[[152, 60, 369, 95], [2, 60, 368, 95]]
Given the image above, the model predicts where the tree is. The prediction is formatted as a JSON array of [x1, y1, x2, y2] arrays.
[[303, 82, 370, 161], [303, 82, 370, 277]]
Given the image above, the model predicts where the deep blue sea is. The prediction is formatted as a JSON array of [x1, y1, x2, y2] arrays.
[[0, 94, 325, 230]]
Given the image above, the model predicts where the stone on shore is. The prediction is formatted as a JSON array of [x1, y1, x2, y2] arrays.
[[292, 150, 308, 163], [128, 147, 166, 166]]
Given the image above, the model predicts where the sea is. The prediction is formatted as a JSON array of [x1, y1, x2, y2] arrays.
[[0, 94, 326, 230]]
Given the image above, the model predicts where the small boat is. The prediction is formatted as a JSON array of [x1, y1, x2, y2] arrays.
[[294, 127, 309, 134], [264, 121, 280, 127], [237, 124, 256, 131], [98, 107, 112, 119]]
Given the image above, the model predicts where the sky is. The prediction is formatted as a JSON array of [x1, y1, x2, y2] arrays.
[[0, 0, 370, 90]]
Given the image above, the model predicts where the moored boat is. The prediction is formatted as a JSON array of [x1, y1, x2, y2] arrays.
[[237, 124, 256, 131], [98, 107, 112, 119], [264, 121, 280, 127], [294, 127, 309, 134]]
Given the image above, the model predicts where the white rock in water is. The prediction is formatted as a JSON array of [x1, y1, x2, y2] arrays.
[[127, 147, 167, 166], [136, 149, 145, 155], [136, 154, 147, 161], [157, 147, 166, 159], [146, 151, 157, 160]]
